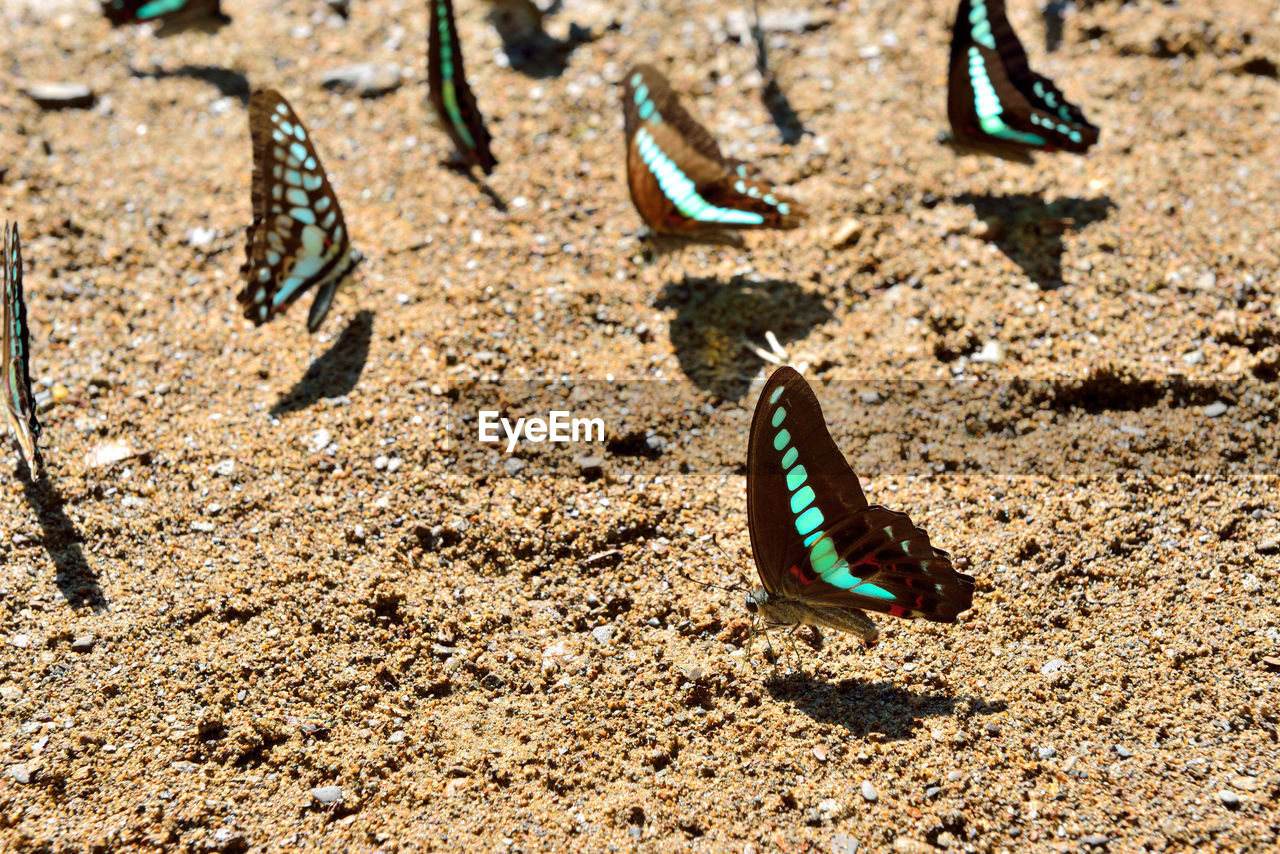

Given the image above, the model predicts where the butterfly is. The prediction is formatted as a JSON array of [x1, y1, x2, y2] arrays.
[[100, 0, 230, 33], [622, 64, 808, 249], [238, 89, 363, 334], [945, 0, 1099, 163], [428, 0, 498, 175], [744, 367, 973, 652], [3, 223, 44, 479]]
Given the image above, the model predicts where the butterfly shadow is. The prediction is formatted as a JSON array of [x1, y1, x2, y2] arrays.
[[746, 4, 807, 143], [656, 275, 832, 401], [270, 310, 373, 416], [765, 672, 1005, 741], [493, 12, 598, 79], [22, 471, 108, 613], [129, 64, 251, 104], [952, 193, 1117, 290], [459, 170, 508, 213]]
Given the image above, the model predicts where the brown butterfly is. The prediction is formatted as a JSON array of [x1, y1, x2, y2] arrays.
[[744, 367, 973, 652], [944, 0, 1098, 163], [238, 89, 363, 334], [622, 64, 807, 249], [428, 0, 498, 175]]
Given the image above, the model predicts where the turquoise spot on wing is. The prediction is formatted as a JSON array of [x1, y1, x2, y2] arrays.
[[771, 406, 786, 428], [638, 100, 655, 121], [633, 84, 649, 105], [789, 486, 815, 515], [968, 0, 996, 49], [768, 387, 784, 405], [441, 82, 476, 149], [781, 446, 797, 468], [773, 429, 791, 451], [629, 72, 643, 87], [822, 560, 859, 589], [785, 464, 807, 492], [808, 535, 838, 575], [634, 128, 765, 226], [802, 530, 822, 547], [137, 0, 188, 18], [851, 582, 896, 601], [967, 47, 1047, 146], [794, 506, 824, 536]]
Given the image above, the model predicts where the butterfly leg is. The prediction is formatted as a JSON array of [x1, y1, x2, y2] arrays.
[[746, 330, 809, 375], [784, 628, 809, 676]]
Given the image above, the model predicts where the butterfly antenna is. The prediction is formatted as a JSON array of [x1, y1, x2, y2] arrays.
[[707, 533, 754, 590], [675, 568, 742, 594]]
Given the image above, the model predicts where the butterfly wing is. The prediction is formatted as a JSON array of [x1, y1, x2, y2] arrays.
[[747, 367, 973, 623], [238, 89, 362, 334], [3, 223, 43, 478], [622, 65, 807, 242], [101, 0, 229, 32], [428, 0, 498, 175], [984, 0, 1098, 136], [947, 0, 1097, 161]]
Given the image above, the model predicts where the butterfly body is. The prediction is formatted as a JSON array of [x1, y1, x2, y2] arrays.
[[745, 589, 881, 644], [3, 223, 43, 478], [428, 0, 498, 175], [101, 0, 229, 33], [238, 89, 362, 334], [622, 64, 806, 249], [946, 0, 1098, 162], [745, 367, 973, 653]]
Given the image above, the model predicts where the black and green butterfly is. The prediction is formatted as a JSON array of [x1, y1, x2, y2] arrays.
[[428, 0, 497, 175], [101, 0, 230, 33], [3, 223, 44, 479], [238, 89, 363, 334], [622, 64, 807, 250], [744, 367, 973, 650], [945, 0, 1098, 163]]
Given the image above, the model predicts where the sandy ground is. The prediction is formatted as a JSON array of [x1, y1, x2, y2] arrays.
[[2, 0, 1279, 850]]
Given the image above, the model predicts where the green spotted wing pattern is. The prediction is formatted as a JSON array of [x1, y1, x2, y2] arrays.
[[2, 223, 43, 478], [428, 0, 497, 175], [946, 0, 1098, 162], [238, 89, 363, 334], [622, 64, 807, 246], [747, 367, 973, 623], [101, 0, 229, 32]]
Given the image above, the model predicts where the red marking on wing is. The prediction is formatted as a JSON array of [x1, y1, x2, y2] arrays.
[[789, 563, 817, 586], [888, 605, 906, 618]]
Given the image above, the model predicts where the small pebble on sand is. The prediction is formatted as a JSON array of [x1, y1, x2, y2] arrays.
[[310, 785, 344, 805]]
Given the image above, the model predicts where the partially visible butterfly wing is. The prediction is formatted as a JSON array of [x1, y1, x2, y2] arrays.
[[101, 0, 229, 32], [238, 89, 362, 334], [947, 0, 1097, 161], [622, 65, 807, 242], [747, 367, 973, 623], [428, 0, 498, 175], [3, 223, 43, 477], [984, 0, 1098, 135]]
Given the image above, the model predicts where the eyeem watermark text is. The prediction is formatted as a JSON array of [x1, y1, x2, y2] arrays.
[[478, 410, 606, 453]]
